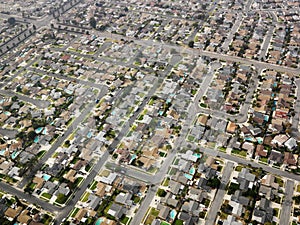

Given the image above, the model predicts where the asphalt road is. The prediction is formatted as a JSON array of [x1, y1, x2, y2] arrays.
[[205, 162, 234, 225], [291, 80, 300, 140], [30, 68, 104, 90], [196, 144, 300, 182], [259, 24, 275, 60], [90, 31, 299, 75], [279, 179, 294, 225], [0, 181, 60, 214], [0, 89, 50, 108], [222, 14, 243, 51], [55, 151, 110, 224]]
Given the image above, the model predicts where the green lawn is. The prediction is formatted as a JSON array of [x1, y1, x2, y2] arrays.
[[41, 192, 52, 199], [231, 149, 247, 157], [81, 192, 90, 202], [90, 180, 98, 190], [187, 135, 195, 142], [70, 208, 80, 218], [162, 178, 170, 186]]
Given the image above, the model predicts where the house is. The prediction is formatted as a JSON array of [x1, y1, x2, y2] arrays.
[[115, 192, 132, 206], [166, 197, 179, 208], [198, 178, 211, 192], [5, 206, 23, 221], [284, 138, 297, 150], [74, 208, 87, 222], [157, 204, 171, 221], [107, 203, 125, 219], [188, 187, 205, 202], [283, 152, 297, 166], [178, 212, 198, 225], [95, 182, 106, 197], [231, 190, 250, 206], [205, 156, 215, 167], [252, 208, 273, 224], [271, 134, 289, 147], [269, 150, 283, 164], [17, 210, 31, 224], [223, 215, 243, 225], [168, 180, 181, 194], [87, 194, 101, 210], [255, 144, 268, 157], [181, 200, 199, 215], [226, 121, 237, 134], [242, 142, 255, 155]]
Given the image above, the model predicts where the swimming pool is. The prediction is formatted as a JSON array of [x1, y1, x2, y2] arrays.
[[193, 153, 202, 159], [169, 209, 177, 220], [264, 115, 269, 121], [34, 136, 39, 143], [11, 151, 20, 159], [43, 174, 51, 181], [42, 128, 47, 135], [184, 173, 193, 180], [95, 218, 104, 225], [0, 150, 5, 156], [245, 137, 253, 142], [256, 137, 263, 144], [35, 127, 43, 134], [87, 131, 92, 138], [189, 167, 196, 175]]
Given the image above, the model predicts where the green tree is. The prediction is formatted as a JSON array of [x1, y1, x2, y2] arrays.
[[89, 17, 97, 28], [188, 41, 194, 48]]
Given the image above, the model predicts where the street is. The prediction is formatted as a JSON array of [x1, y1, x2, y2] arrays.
[[279, 179, 294, 225], [205, 162, 234, 225]]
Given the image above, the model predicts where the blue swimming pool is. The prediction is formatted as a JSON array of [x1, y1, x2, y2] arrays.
[[184, 173, 193, 180], [43, 174, 51, 181], [264, 115, 269, 121], [0, 150, 5, 156], [245, 137, 253, 142], [95, 218, 104, 225], [189, 167, 196, 175], [35, 127, 43, 134], [257, 137, 263, 144], [169, 209, 177, 220], [42, 128, 47, 135], [34, 136, 39, 143], [11, 151, 19, 159], [193, 153, 202, 159], [87, 131, 92, 138]]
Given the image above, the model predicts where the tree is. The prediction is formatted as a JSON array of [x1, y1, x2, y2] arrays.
[[188, 40, 194, 48], [89, 17, 97, 28], [8, 17, 16, 26]]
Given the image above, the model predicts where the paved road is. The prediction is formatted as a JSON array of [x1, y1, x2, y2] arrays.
[[205, 162, 234, 225], [279, 179, 294, 225], [0, 181, 60, 214], [197, 67, 262, 123], [291, 79, 300, 140], [0, 89, 50, 108], [131, 60, 219, 225], [194, 144, 300, 182], [18, 88, 108, 189], [222, 13, 243, 51], [87, 31, 299, 75], [30, 68, 104, 90], [55, 151, 110, 224]]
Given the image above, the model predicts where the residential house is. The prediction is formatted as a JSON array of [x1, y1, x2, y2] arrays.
[[107, 203, 125, 219]]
